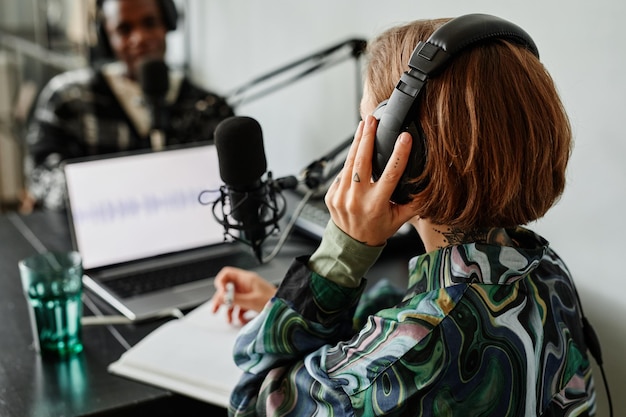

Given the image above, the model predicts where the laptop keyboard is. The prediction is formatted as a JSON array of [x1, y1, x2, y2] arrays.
[[105, 252, 255, 298]]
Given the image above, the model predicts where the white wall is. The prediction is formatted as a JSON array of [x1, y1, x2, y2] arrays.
[[187, 1, 625, 413]]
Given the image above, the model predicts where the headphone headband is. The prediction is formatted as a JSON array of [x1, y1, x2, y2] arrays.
[[96, 0, 178, 31], [427, 14, 539, 60]]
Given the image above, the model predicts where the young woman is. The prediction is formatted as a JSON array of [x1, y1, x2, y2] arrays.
[[212, 15, 596, 416]]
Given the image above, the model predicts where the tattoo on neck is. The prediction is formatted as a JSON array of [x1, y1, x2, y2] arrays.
[[434, 227, 513, 247]]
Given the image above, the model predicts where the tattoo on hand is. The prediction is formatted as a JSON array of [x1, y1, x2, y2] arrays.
[[353, 173, 361, 182]]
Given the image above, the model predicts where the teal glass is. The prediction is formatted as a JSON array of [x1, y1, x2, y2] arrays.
[[19, 251, 83, 358]]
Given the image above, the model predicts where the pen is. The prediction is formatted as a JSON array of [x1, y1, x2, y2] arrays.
[[224, 282, 235, 307]]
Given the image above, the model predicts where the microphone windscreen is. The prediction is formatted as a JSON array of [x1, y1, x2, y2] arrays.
[[139, 58, 169, 98], [214, 116, 267, 187]]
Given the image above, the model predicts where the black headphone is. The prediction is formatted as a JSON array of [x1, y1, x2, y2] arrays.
[[94, 0, 178, 61], [372, 14, 539, 204]]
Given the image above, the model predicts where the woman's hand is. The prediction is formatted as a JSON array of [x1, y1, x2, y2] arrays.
[[325, 115, 417, 246], [210, 266, 277, 324]]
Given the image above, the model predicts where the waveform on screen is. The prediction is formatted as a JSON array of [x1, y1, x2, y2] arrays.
[[72, 188, 221, 225]]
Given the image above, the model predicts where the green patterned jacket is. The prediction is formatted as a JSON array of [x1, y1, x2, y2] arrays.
[[230, 227, 596, 416]]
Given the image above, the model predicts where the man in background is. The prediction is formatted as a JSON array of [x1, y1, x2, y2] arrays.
[[22, 0, 233, 211]]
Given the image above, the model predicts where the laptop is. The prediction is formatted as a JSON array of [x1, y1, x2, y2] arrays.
[[63, 143, 257, 321]]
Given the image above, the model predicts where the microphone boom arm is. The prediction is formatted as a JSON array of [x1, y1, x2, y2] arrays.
[[226, 38, 366, 109]]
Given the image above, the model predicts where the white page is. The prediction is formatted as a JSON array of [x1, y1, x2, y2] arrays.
[[108, 301, 245, 408]]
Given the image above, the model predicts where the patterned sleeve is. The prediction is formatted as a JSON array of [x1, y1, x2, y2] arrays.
[[27, 70, 93, 163], [229, 256, 366, 415], [228, 256, 443, 417], [227, 220, 406, 416], [25, 71, 91, 209]]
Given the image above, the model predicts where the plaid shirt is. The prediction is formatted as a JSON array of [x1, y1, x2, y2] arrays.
[[25, 65, 234, 209], [230, 226, 596, 416]]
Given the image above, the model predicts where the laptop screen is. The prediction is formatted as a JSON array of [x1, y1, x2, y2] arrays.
[[64, 145, 225, 270]]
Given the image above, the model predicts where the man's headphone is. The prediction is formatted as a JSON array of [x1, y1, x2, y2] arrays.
[[94, 0, 178, 60], [372, 14, 539, 204]]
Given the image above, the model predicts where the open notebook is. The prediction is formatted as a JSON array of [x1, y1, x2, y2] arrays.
[[108, 300, 243, 408], [63, 143, 257, 321]]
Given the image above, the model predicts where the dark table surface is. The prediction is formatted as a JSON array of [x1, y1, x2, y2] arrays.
[[0, 209, 420, 417], [0, 210, 232, 416]]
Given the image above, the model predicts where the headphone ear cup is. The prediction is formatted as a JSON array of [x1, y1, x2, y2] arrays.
[[404, 118, 427, 185], [158, 0, 179, 31], [372, 101, 427, 204], [392, 119, 427, 204], [372, 100, 393, 180]]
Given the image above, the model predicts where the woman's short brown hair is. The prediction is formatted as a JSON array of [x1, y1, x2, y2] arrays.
[[365, 19, 572, 229]]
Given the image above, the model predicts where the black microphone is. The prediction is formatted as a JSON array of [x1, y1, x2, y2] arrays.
[[139, 58, 169, 150], [212, 116, 296, 262]]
